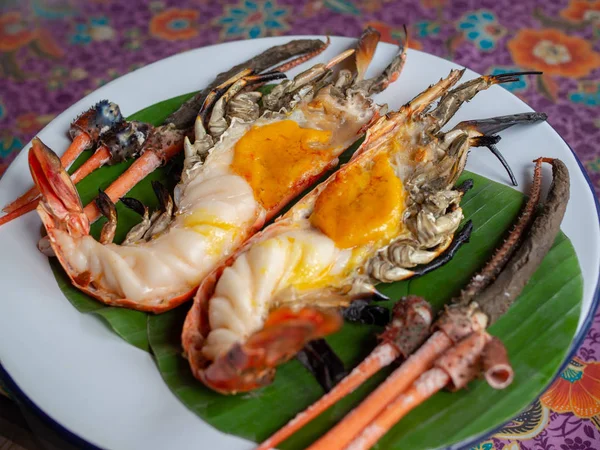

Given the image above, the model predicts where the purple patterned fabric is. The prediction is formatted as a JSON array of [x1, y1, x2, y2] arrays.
[[1, 1, 599, 448]]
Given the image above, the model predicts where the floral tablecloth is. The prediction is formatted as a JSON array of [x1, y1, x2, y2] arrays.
[[1, 1, 599, 449]]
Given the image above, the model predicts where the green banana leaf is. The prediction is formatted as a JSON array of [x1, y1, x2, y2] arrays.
[[50, 93, 582, 449]]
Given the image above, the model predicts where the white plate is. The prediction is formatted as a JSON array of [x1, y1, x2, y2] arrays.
[[0, 36, 599, 450]]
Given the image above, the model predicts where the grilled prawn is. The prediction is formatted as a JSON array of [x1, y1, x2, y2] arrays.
[[1, 38, 329, 226], [27, 29, 408, 312], [182, 69, 546, 394]]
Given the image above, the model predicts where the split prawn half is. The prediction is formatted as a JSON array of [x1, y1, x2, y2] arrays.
[[27, 28, 408, 312], [1, 37, 336, 227], [182, 69, 546, 394], [258, 156, 569, 450], [1, 38, 330, 226]]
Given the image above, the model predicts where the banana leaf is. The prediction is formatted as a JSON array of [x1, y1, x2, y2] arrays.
[[50, 93, 582, 449]]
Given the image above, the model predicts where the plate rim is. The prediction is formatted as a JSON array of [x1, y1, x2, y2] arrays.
[[0, 34, 598, 450]]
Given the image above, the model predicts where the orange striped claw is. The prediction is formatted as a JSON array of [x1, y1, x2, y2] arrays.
[[1, 101, 124, 224], [1, 120, 154, 226]]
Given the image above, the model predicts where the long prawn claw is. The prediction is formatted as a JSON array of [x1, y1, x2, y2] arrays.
[[482, 336, 513, 389], [64, 100, 124, 170], [459, 112, 548, 137], [103, 121, 153, 164], [459, 112, 548, 186], [201, 307, 342, 394], [28, 138, 89, 238], [270, 37, 331, 73], [82, 124, 185, 224], [427, 71, 542, 133], [0, 119, 151, 228], [392, 69, 466, 120]]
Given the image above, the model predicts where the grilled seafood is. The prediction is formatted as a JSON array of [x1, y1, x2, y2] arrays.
[[26, 29, 408, 312], [287, 158, 569, 450], [0, 38, 329, 226], [181, 69, 546, 394]]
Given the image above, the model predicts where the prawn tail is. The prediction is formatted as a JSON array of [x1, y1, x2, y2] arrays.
[[28, 137, 89, 239], [200, 307, 342, 395]]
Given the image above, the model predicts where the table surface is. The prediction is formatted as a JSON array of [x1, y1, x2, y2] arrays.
[[0, 0, 599, 449]]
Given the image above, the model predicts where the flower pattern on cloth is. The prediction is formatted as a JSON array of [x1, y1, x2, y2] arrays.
[[15, 112, 53, 135], [0, 11, 37, 51], [0, 135, 21, 159], [542, 358, 600, 418], [470, 441, 496, 450], [150, 9, 199, 41], [70, 16, 115, 45], [561, 0, 600, 25], [216, 0, 289, 39], [570, 81, 600, 107], [457, 10, 506, 51], [415, 20, 440, 38], [493, 400, 550, 441], [508, 29, 600, 78], [0, 1, 600, 447], [421, 0, 447, 9], [303, 0, 360, 17], [0, 10, 64, 79]]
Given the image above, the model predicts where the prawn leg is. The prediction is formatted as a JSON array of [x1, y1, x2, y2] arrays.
[[0, 117, 152, 226]]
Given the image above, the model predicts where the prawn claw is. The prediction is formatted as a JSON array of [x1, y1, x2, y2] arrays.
[[463, 112, 548, 186]]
